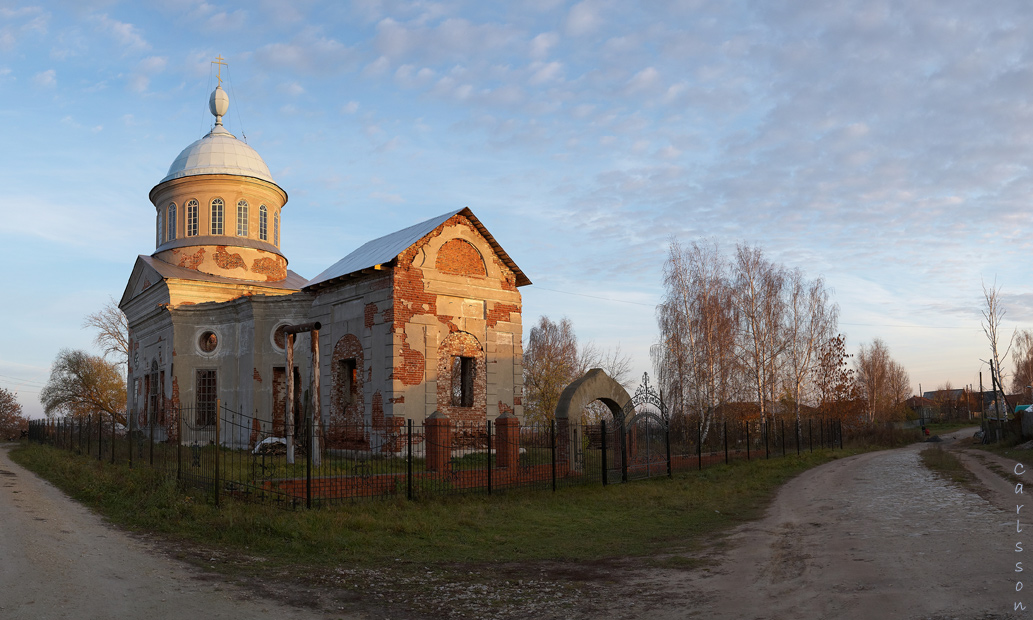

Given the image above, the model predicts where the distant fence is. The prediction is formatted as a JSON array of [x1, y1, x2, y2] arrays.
[[27, 405, 846, 509]]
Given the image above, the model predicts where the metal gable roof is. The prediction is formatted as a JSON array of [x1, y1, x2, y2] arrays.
[[305, 207, 530, 290]]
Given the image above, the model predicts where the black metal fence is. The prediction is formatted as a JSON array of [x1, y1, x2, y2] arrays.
[[27, 405, 847, 509]]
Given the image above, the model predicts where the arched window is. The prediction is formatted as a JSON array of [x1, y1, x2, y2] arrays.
[[186, 200, 199, 237], [259, 205, 268, 241], [236, 199, 248, 237], [167, 203, 177, 241], [210, 198, 224, 235], [273, 211, 280, 246], [156, 209, 164, 246]]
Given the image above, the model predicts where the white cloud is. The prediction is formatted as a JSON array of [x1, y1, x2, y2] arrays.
[[566, 1, 604, 37], [529, 32, 559, 59], [255, 36, 358, 74], [280, 81, 305, 96], [32, 69, 55, 88], [341, 101, 359, 114], [528, 60, 563, 85], [129, 56, 166, 92], [92, 14, 149, 51]]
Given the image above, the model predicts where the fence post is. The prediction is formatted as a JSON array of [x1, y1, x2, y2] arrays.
[[150, 402, 155, 467], [306, 413, 312, 510], [78, 418, 83, 455], [796, 420, 801, 456], [724, 420, 729, 465], [764, 419, 769, 459], [809, 419, 813, 453], [407, 419, 413, 501], [781, 418, 785, 457], [550, 419, 557, 492], [745, 421, 750, 461], [487, 420, 492, 496], [666, 419, 672, 478], [697, 422, 702, 471], [214, 399, 220, 507], [97, 412, 102, 462], [111, 413, 116, 465], [839, 419, 843, 449], [177, 405, 183, 482], [620, 419, 628, 483], [600, 420, 608, 486]]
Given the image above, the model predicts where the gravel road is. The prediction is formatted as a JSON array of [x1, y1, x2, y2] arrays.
[[0, 443, 360, 620], [599, 428, 1022, 620], [2, 431, 1026, 620]]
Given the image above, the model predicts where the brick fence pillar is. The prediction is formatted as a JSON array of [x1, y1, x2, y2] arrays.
[[425, 410, 451, 472], [495, 412, 520, 469]]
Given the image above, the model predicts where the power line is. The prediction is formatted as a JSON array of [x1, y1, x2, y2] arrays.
[[0, 374, 47, 388], [531, 286, 656, 308]]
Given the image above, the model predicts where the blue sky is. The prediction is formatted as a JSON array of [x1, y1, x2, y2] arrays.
[[3, 0, 1032, 417]]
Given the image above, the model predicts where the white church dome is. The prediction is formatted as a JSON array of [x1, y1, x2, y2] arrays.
[[158, 86, 275, 184]]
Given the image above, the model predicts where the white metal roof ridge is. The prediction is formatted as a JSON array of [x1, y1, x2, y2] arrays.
[[306, 209, 463, 288]]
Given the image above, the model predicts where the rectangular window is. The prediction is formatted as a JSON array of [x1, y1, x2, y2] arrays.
[[338, 358, 357, 407], [451, 356, 474, 407], [273, 212, 280, 246], [195, 369, 217, 426], [259, 205, 268, 241]]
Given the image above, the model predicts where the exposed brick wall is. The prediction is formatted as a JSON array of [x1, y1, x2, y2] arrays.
[[214, 245, 248, 271], [327, 333, 366, 450], [252, 257, 286, 281], [364, 303, 378, 330], [175, 247, 205, 270], [435, 238, 486, 276], [253, 367, 262, 382], [436, 331, 487, 424], [486, 303, 521, 328]]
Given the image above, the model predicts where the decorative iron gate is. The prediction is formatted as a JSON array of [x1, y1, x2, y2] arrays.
[[606, 373, 670, 483]]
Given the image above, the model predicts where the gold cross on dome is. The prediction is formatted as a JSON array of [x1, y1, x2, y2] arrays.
[[212, 55, 228, 86]]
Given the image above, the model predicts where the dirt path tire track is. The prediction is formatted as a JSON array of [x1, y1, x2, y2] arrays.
[[0, 443, 360, 620], [592, 430, 1019, 620]]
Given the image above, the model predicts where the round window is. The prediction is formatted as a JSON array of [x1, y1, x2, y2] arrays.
[[273, 325, 287, 350], [199, 331, 218, 353]]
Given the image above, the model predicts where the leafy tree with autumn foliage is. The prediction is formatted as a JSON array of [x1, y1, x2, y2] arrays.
[[40, 349, 126, 424], [0, 387, 29, 440], [812, 334, 857, 420], [522, 316, 631, 424], [854, 338, 911, 423]]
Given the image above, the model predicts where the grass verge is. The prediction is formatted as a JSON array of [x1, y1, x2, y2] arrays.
[[10, 442, 863, 569], [919, 445, 977, 490]]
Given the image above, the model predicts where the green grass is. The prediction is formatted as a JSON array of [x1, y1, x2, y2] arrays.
[[11, 442, 862, 568], [919, 445, 977, 488], [924, 421, 981, 435]]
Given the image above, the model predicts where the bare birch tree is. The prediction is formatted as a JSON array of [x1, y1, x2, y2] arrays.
[[981, 280, 1014, 415], [1010, 329, 1033, 394], [83, 297, 129, 370], [783, 269, 838, 437], [655, 240, 738, 441], [854, 338, 911, 423], [732, 243, 787, 424]]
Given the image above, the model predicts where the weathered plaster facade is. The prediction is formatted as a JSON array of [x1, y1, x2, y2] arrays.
[[119, 85, 529, 450]]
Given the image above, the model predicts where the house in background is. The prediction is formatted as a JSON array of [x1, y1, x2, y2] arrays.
[[120, 84, 529, 450]]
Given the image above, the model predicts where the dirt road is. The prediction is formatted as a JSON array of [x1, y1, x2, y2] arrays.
[[0, 443, 361, 620], [2, 433, 1025, 619], [600, 429, 1021, 620]]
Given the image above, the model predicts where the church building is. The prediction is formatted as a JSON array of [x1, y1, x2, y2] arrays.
[[119, 83, 529, 450]]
